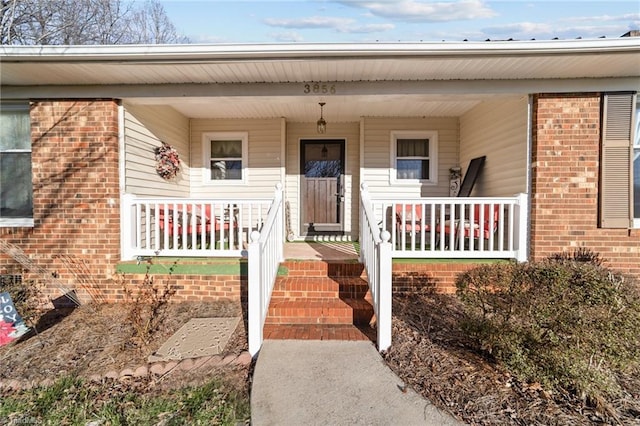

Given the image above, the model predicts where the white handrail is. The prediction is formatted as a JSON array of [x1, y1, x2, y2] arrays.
[[360, 183, 392, 352], [248, 183, 284, 357]]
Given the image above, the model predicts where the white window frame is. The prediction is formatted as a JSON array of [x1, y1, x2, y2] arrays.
[[0, 102, 34, 227], [202, 132, 248, 185], [633, 100, 640, 228], [390, 130, 438, 185]]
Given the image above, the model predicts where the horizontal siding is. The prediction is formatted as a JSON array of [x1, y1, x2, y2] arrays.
[[190, 118, 283, 199], [123, 104, 190, 197], [285, 122, 360, 239], [459, 97, 528, 196], [361, 117, 459, 198]]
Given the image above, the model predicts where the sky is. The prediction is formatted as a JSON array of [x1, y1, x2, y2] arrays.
[[159, 0, 640, 44]]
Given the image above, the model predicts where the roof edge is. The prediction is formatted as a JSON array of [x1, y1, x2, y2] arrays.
[[1, 38, 639, 62]]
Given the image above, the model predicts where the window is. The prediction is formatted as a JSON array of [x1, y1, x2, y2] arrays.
[[391, 131, 437, 184], [634, 100, 640, 226], [0, 102, 33, 227], [202, 132, 248, 183]]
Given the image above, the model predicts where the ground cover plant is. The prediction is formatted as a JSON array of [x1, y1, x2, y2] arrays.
[[0, 375, 249, 425]]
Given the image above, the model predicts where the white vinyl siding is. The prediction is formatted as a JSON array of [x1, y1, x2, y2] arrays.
[[190, 118, 283, 199], [600, 92, 636, 228], [123, 104, 190, 197], [459, 96, 528, 196], [285, 121, 360, 240], [361, 117, 458, 198]]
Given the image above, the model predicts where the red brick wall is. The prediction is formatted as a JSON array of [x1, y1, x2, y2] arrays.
[[0, 100, 121, 305], [0, 100, 246, 306], [393, 262, 481, 294], [531, 94, 640, 278]]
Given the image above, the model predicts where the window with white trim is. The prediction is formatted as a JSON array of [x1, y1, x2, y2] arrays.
[[633, 100, 639, 226], [0, 102, 33, 227], [391, 131, 437, 184], [202, 132, 248, 183]]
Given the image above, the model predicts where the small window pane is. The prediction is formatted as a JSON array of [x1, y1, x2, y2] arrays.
[[0, 107, 30, 150], [397, 159, 429, 180], [397, 139, 429, 157], [1, 153, 33, 217], [211, 160, 242, 180], [211, 140, 241, 158]]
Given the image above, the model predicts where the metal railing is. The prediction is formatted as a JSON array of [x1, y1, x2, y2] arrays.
[[121, 194, 272, 259], [372, 193, 529, 261], [359, 183, 392, 352], [248, 184, 284, 356]]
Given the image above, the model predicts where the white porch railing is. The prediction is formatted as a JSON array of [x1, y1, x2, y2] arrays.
[[248, 184, 284, 357], [359, 183, 392, 352], [121, 194, 273, 259], [373, 193, 529, 261]]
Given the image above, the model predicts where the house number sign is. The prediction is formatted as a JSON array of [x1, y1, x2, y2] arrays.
[[303, 82, 337, 95]]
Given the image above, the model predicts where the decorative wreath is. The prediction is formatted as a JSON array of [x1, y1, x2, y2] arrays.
[[155, 142, 181, 180]]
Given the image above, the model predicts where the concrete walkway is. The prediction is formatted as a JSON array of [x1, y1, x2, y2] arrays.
[[251, 340, 464, 426]]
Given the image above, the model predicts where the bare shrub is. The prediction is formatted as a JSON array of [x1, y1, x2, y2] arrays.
[[121, 261, 177, 348]]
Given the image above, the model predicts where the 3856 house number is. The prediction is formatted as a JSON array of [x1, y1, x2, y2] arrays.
[[303, 82, 336, 94]]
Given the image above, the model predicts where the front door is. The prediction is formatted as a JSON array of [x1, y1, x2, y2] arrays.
[[301, 139, 345, 236]]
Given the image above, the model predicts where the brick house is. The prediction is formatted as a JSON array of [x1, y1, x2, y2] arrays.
[[1, 36, 638, 353]]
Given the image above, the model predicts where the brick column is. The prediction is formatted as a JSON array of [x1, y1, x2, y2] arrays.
[[530, 94, 640, 278]]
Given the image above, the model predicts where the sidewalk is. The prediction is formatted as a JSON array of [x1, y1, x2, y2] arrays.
[[251, 340, 464, 426]]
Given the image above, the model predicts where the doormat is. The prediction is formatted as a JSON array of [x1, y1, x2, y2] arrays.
[[148, 317, 240, 363]]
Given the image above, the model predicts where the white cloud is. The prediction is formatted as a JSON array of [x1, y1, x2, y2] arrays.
[[339, 0, 497, 22], [263, 16, 355, 29], [263, 16, 394, 34], [268, 31, 305, 42], [339, 23, 396, 33]]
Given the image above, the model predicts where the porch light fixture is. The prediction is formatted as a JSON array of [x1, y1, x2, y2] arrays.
[[317, 102, 327, 134]]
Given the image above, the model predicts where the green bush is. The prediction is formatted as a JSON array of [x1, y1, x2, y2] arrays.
[[456, 251, 640, 409]]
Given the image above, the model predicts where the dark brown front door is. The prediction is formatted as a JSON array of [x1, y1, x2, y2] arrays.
[[301, 139, 345, 236]]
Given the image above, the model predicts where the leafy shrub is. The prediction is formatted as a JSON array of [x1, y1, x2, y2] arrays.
[[456, 251, 640, 412]]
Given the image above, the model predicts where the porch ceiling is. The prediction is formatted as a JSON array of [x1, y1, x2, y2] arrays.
[[128, 93, 493, 121]]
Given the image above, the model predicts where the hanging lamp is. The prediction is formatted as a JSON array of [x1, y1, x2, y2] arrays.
[[317, 102, 327, 134]]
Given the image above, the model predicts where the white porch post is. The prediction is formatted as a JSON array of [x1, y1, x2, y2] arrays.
[[248, 230, 262, 357], [515, 192, 529, 262], [377, 230, 392, 352], [120, 193, 135, 260]]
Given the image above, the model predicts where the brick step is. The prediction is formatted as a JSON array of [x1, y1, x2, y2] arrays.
[[265, 298, 374, 325], [281, 260, 367, 278], [271, 276, 371, 299], [263, 324, 376, 342]]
